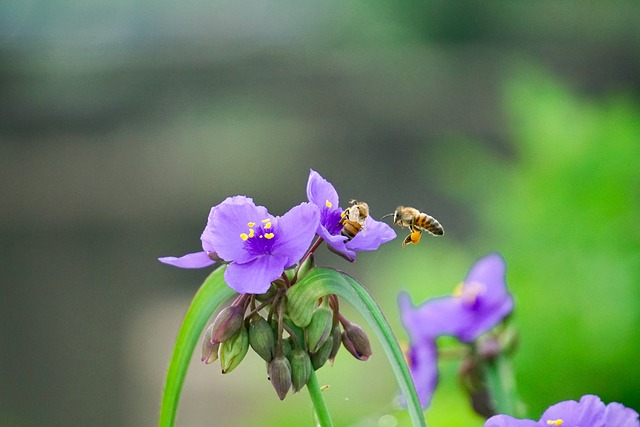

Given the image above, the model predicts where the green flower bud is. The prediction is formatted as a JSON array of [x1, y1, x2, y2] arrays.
[[288, 349, 312, 393], [210, 304, 246, 344], [201, 322, 221, 364], [328, 325, 342, 366], [310, 335, 334, 370], [268, 355, 292, 400], [341, 322, 372, 361], [284, 267, 296, 283], [295, 254, 315, 281], [220, 325, 249, 374], [305, 305, 334, 353], [248, 315, 276, 362], [255, 284, 277, 302], [281, 336, 294, 357]]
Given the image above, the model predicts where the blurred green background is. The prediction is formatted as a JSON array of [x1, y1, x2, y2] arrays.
[[1, 1, 639, 426]]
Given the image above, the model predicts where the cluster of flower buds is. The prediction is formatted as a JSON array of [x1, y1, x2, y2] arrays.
[[458, 326, 519, 418], [200, 259, 372, 401]]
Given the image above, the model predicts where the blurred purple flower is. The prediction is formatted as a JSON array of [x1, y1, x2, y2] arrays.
[[449, 253, 514, 342], [306, 169, 396, 261], [159, 196, 319, 294], [485, 394, 639, 427], [398, 253, 513, 408]]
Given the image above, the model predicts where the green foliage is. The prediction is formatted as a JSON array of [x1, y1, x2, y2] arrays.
[[159, 266, 236, 427], [431, 66, 640, 418]]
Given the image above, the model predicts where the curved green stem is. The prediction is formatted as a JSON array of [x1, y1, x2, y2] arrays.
[[307, 370, 334, 427]]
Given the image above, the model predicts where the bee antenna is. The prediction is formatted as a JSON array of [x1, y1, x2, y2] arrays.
[[380, 213, 394, 220]]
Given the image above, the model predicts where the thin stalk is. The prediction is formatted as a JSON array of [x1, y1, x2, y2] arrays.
[[307, 370, 334, 427]]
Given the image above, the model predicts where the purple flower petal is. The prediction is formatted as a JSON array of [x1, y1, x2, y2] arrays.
[[604, 402, 640, 427], [224, 254, 289, 294], [484, 415, 539, 427], [306, 169, 340, 209], [398, 292, 460, 409], [454, 253, 514, 342], [541, 395, 606, 427], [272, 202, 320, 266], [455, 296, 514, 343], [486, 395, 638, 427], [465, 253, 509, 308], [399, 292, 462, 340], [408, 338, 439, 409], [346, 216, 397, 252], [158, 251, 216, 269], [208, 196, 270, 263]]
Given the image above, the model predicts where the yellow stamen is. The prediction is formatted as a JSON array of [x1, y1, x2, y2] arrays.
[[452, 283, 464, 297], [546, 420, 563, 426], [264, 233, 274, 239], [240, 233, 249, 241], [248, 229, 255, 238], [264, 222, 272, 229], [325, 200, 332, 208], [262, 218, 271, 223], [247, 222, 255, 227]]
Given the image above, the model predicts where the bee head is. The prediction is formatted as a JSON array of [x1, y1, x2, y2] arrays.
[[381, 206, 401, 224]]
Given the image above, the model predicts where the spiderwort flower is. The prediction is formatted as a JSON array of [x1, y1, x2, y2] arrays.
[[306, 169, 396, 261], [398, 253, 514, 408], [159, 196, 320, 294], [485, 394, 640, 427]]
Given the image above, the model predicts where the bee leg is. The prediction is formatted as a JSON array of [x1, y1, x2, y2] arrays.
[[402, 234, 413, 247], [409, 231, 422, 245]]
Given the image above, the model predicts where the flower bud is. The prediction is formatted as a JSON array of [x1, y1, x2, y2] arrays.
[[220, 325, 249, 374], [268, 355, 292, 400], [288, 348, 312, 393], [248, 315, 276, 362], [284, 267, 296, 283], [295, 254, 315, 281], [210, 304, 246, 344], [341, 322, 372, 361], [305, 305, 334, 353], [281, 336, 294, 358], [201, 322, 221, 364], [255, 284, 277, 302], [328, 325, 342, 366], [310, 335, 334, 370]]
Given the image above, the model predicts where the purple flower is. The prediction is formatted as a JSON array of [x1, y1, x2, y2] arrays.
[[306, 169, 396, 261], [449, 252, 514, 342], [398, 253, 514, 408], [159, 196, 320, 294], [485, 395, 639, 427], [401, 329, 439, 409]]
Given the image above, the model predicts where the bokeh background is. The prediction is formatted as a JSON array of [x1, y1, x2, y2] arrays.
[[1, 1, 639, 426]]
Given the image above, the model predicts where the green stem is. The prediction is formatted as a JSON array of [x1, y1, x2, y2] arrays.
[[484, 354, 524, 418], [307, 370, 334, 427]]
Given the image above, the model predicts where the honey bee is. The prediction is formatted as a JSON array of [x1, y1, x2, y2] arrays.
[[339, 200, 369, 241], [386, 206, 444, 246]]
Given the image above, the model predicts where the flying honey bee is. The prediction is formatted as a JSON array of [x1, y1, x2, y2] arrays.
[[384, 206, 444, 246], [339, 200, 369, 241]]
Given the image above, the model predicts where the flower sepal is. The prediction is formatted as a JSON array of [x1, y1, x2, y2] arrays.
[[310, 334, 334, 370], [305, 301, 334, 353], [209, 302, 247, 344], [288, 348, 312, 393], [248, 315, 276, 363], [341, 321, 372, 361], [268, 355, 292, 400], [220, 325, 249, 374]]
